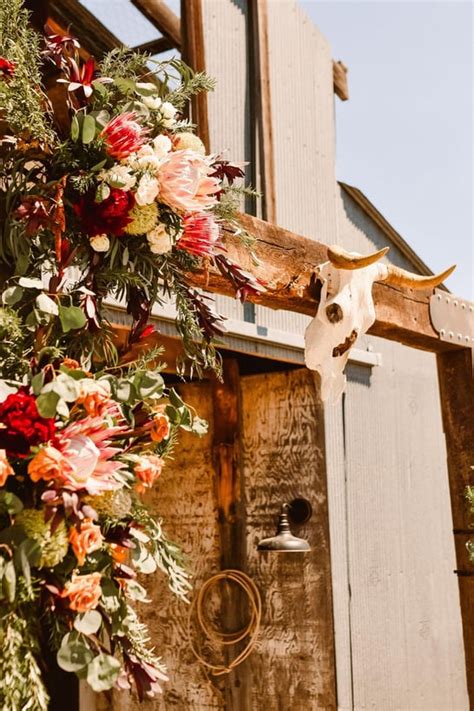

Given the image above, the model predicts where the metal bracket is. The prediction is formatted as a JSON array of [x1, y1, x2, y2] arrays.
[[430, 289, 474, 347]]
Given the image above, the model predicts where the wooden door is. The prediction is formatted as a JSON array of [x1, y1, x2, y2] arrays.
[[103, 366, 336, 710]]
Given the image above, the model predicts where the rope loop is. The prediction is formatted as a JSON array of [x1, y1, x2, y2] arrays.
[[188, 569, 262, 676]]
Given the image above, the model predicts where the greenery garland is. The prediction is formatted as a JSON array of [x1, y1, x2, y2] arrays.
[[0, 1, 262, 704]]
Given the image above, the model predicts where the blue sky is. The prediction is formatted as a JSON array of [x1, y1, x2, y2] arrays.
[[301, 0, 473, 297]]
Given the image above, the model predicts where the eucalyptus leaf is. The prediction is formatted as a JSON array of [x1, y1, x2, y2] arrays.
[[74, 610, 102, 636], [36, 391, 60, 418], [0, 491, 23, 515], [71, 114, 80, 142], [86, 654, 121, 692], [31, 371, 44, 395], [36, 293, 58, 316], [59, 305, 87, 333], [3, 560, 16, 602], [18, 277, 43, 289], [2, 285, 24, 305], [82, 114, 96, 145], [57, 633, 93, 672]]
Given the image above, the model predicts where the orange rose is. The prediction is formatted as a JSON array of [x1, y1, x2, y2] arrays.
[[134, 454, 163, 493], [0, 449, 13, 486], [63, 572, 102, 613], [76, 380, 111, 417], [150, 413, 170, 443], [61, 358, 80, 370], [69, 518, 104, 566], [28, 445, 70, 483]]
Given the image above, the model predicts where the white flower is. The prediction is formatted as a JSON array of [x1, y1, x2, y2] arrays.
[[135, 174, 160, 206], [147, 224, 173, 255], [152, 135, 172, 158], [101, 165, 136, 191], [90, 235, 110, 252], [143, 95, 163, 111], [161, 102, 177, 120], [133, 145, 162, 171]]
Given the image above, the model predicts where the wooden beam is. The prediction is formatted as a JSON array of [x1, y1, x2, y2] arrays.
[[132, 0, 181, 49], [184, 213, 464, 354], [131, 36, 174, 55], [333, 60, 349, 101], [437, 349, 474, 706], [248, 0, 277, 223], [50, 0, 121, 57], [181, 0, 210, 152]]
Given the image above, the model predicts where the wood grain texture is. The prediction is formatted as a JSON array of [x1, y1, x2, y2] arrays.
[[437, 348, 474, 706], [184, 213, 464, 354], [132, 0, 181, 48], [50, 0, 121, 56], [110, 381, 224, 711], [341, 339, 469, 710], [241, 369, 336, 711], [248, 0, 276, 223], [181, 0, 210, 152]]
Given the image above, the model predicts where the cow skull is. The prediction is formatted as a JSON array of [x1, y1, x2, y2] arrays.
[[304, 246, 455, 402]]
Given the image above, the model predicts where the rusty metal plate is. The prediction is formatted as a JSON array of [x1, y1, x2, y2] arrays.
[[430, 289, 474, 347]]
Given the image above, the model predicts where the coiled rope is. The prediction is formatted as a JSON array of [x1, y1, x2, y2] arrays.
[[188, 569, 262, 676]]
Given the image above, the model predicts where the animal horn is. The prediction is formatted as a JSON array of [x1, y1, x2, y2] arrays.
[[383, 264, 456, 289], [327, 245, 390, 270]]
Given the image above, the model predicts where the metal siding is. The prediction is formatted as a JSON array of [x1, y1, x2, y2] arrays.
[[341, 339, 468, 710]]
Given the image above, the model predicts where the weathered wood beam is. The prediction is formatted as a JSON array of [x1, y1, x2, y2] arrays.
[[50, 0, 121, 57], [132, 0, 181, 49], [131, 36, 174, 55], [333, 60, 349, 101], [437, 349, 474, 706], [181, 0, 210, 152], [185, 213, 465, 354]]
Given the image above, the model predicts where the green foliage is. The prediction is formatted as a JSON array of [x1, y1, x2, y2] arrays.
[[0, 609, 50, 711], [0, 0, 55, 143]]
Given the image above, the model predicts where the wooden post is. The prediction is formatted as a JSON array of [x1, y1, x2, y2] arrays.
[[248, 0, 277, 223], [437, 348, 474, 705], [181, 0, 210, 152], [211, 359, 251, 710]]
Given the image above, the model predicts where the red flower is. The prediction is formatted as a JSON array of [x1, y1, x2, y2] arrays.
[[177, 213, 222, 257], [74, 188, 135, 237], [100, 112, 146, 160], [57, 57, 111, 99], [0, 58, 15, 80], [43, 31, 80, 69], [0, 388, 56, 458]]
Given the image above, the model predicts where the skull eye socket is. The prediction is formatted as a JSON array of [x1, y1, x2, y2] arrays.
[[325, 303, 343, 323]]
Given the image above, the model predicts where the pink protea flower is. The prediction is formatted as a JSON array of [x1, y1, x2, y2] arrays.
[[100, 112, 146, 160], [158, 150, 221, 213], [56, 417, 127, 494], [177, 212, 222, 257]]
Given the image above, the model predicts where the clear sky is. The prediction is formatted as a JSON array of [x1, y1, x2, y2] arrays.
[[300, 0, 473, 298]]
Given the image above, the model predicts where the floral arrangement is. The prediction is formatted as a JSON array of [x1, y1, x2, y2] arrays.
[[0, 1, 262, 707]]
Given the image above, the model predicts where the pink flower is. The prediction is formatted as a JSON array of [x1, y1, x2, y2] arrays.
[[158, 150, 220, 213], [177, 212, 222, 257], [57, 417, 127, 494], [100, 112, 146, 160]]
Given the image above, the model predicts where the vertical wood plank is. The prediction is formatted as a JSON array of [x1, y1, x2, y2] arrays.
[[437, 348, 474, 707], [109, 381, 223, 710], [211, 359, 251, 710], [248, 0, 276, 223], [181, 0, 210, 151], [241, 369, 336, 711]]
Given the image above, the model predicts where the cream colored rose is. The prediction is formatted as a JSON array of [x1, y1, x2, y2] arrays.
[[143, 95, 162, 111], [90, 234, 110, 252], [152, 135, 172, 158], [147, 224, 173, 255], [135, 174, 160, 206], [102, 165, 136, 191]]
